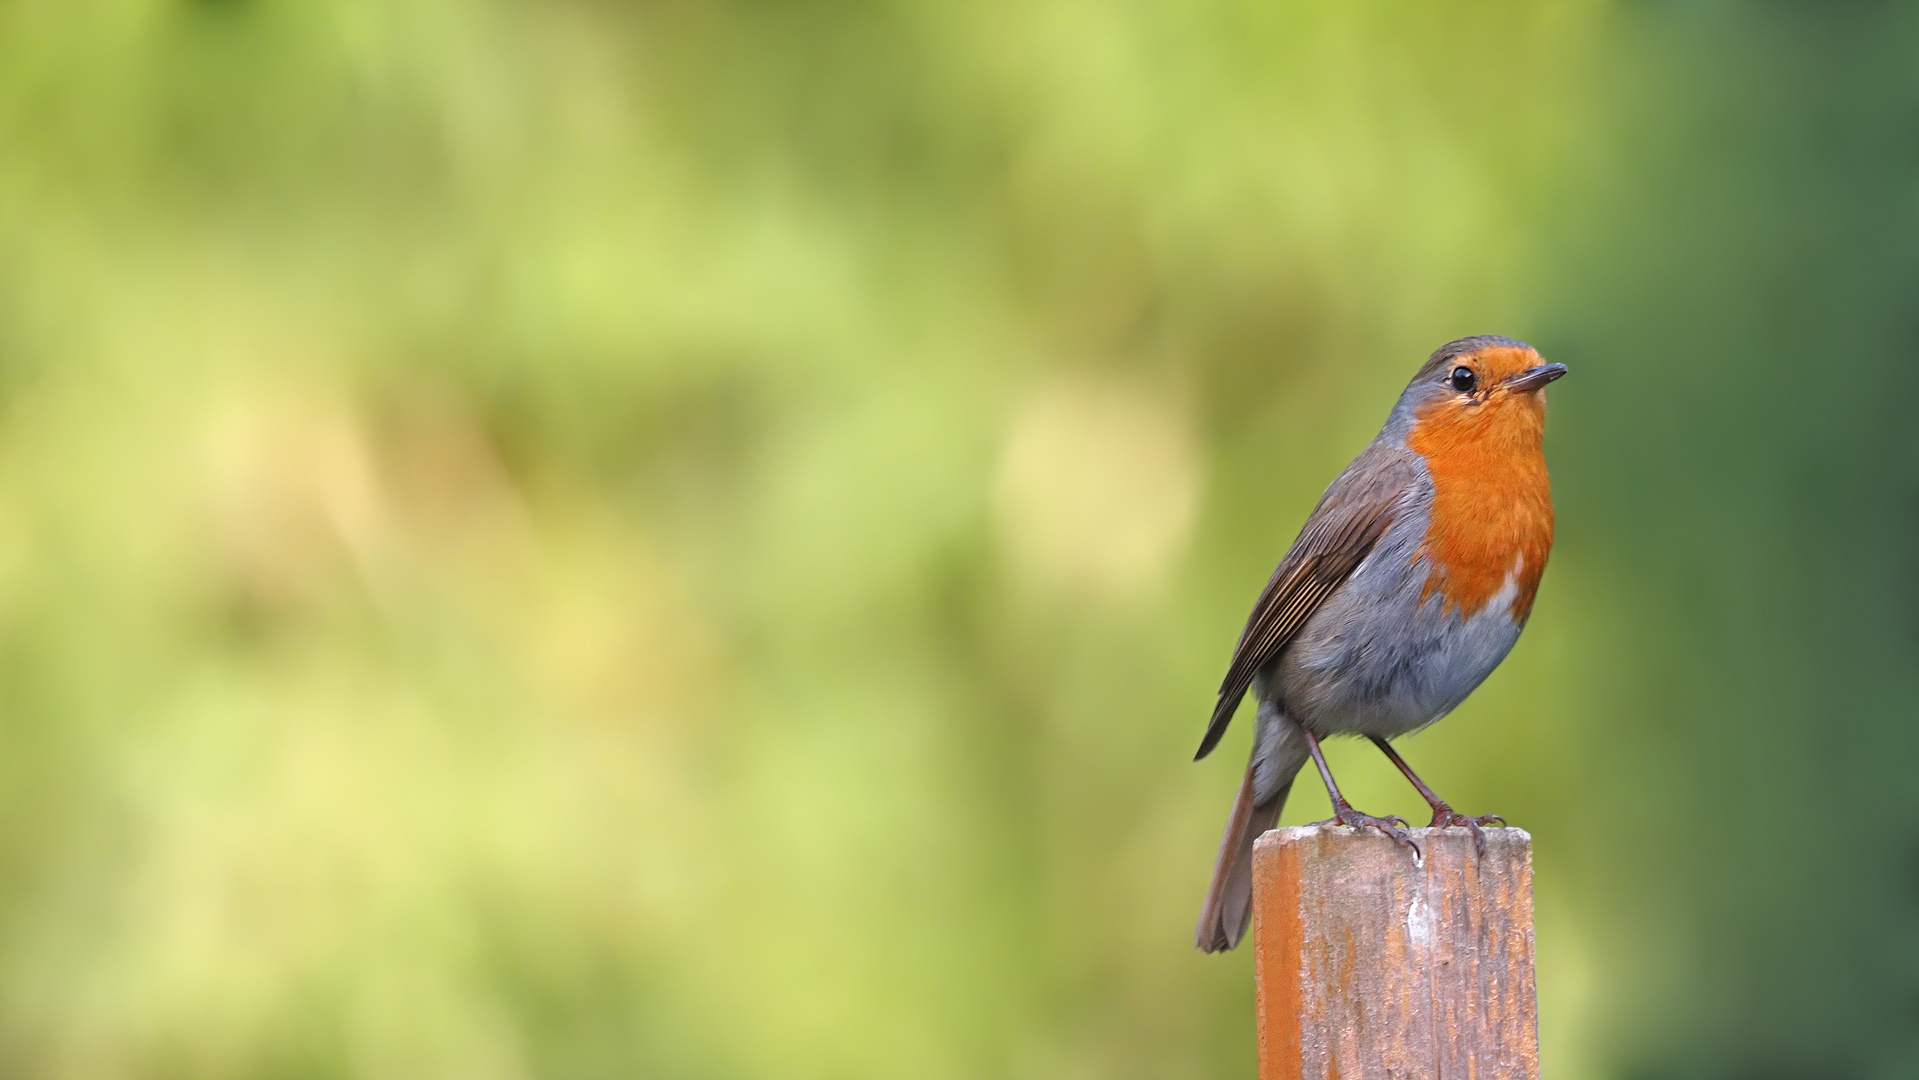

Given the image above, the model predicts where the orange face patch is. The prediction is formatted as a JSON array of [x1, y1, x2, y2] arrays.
[[1407, 347, 1555, 622]]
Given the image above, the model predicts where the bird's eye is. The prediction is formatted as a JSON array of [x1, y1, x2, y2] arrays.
[[1449, 366, 1477, 393]]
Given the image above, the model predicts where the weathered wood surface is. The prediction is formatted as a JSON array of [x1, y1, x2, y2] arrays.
[[1252, 825, 1538, 1080]]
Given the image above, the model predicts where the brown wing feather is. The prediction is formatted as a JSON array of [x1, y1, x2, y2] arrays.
[[1193, 457, 1407, 760]]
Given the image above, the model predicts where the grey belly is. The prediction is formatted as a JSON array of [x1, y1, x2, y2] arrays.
[[1257, 539, 1525, 739]]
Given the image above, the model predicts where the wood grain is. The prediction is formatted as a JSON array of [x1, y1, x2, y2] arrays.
[[1252, 825, 1539, 1080]]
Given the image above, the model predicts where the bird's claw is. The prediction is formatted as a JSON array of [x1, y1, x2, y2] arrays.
[[1428, 808, 1504, 855], [1317, 806, 1421, 859]]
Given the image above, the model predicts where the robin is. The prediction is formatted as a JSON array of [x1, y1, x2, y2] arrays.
[[1193, 335, 1565, 953]]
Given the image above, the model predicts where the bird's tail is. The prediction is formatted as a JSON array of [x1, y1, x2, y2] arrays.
[[1195, 707, 1308, 953]]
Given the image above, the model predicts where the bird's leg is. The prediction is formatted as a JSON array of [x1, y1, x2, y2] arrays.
[[1368, 736, 1503, 854], [1299, 725, 1419, 857]]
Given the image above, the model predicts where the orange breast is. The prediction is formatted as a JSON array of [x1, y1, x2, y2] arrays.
[[1406, 393, 1555, 622]]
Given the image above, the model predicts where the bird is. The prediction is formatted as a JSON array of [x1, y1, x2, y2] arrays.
[[1193, 335, 1565, 953]]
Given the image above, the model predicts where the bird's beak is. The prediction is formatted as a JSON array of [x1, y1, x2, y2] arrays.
[[1505, 363, 1568, 393]]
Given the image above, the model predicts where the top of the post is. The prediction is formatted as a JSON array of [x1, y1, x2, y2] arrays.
[[1254, 824, 1532, 866]]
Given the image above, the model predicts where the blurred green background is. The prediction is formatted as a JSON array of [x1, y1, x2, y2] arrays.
[[0, 1, 1912, 1077]]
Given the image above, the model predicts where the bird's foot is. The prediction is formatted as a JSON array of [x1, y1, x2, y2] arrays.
[[1427, 806, 1504, 855], [1315, 804, 1421, 859]]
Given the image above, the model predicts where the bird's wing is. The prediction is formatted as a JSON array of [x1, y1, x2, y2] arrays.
[[1193, 454, 1410, 760]]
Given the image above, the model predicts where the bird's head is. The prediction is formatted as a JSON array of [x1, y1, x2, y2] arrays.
[[1392, 336, 1565, 451]]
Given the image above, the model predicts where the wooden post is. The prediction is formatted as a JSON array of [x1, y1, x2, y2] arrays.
[[1252, 825, 1539, 1080]]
